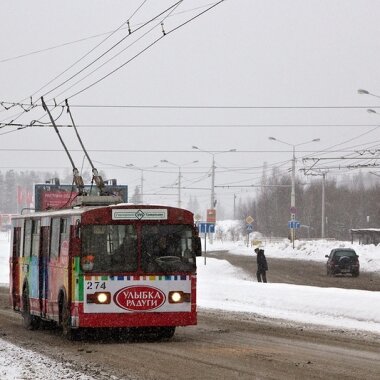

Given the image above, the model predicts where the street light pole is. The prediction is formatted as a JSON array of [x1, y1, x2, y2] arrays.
[[140, 169, 144, 204], [178, 166, 182, 208], [233, 193, 237, 220], [321, 172, 326, 238], [160, 159, 198, 208], [192, 146, 236, 211], [290, 145, 296, 245], [126, 163, 158, 204], [192, 146, 236, 243], [269, 137, 320, 248], [211, 154, 215, 210]]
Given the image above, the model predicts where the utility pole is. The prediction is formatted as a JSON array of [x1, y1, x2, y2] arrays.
[[290, 146, 296, 247], [140, 169, 144, 204], [178, 167, 182, 208], [269, 136, 320, 249], [321, 172, 326, 238], [211, 154, 215, 208], [160, 159, 198, 209], [192, 146, 236, 244], [233, 193, 237, 220]]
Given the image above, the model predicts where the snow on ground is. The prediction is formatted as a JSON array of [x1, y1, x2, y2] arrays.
[[0, 339, 96, 380], [197, 258, 380, 334], [1, 226, 380, 378]]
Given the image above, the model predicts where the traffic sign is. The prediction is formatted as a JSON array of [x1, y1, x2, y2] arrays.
[[246, 224, 253, 232], [288, 220, 301, 229], [245, 215, 254, 224], [206, 209, 216, 223], [199, 222, 215, 234]]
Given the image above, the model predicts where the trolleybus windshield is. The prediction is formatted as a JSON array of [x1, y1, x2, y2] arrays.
[[80, 224, 196, 274], [81, 224, 138, 273]]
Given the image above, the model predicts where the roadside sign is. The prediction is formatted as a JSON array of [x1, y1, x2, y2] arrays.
[[206, 209, 216, 223], [199, 222, 215, 234], [245, 215, 254, 224], [288, 220, 301, 229]]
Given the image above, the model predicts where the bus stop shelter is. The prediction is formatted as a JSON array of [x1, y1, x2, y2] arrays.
[[350, 228, 380, 245]]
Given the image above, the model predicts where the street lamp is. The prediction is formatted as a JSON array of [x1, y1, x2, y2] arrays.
[[192, 146, 236, 242], [160, 159, 198, 208], [126, 163, 145, 203], [126, 163, 158, 204], [268, 137, 320, 248], [192, 146, 236, 209]]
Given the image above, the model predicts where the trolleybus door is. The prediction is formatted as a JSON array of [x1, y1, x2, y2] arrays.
[[28, 219, 41, 314], [39, 226, 50, 317], [10, 227, 22, 310]]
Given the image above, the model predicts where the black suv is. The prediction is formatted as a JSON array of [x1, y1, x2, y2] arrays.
[[325, 248, 360, 277]]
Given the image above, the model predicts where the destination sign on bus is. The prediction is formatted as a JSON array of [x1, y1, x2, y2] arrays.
[[112, 209, 168, 220]]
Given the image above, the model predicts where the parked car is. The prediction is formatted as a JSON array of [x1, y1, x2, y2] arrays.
[[325, 248, 359, 277]]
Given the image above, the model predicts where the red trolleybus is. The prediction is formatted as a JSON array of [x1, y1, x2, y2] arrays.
[[9, 202, 201, 339]]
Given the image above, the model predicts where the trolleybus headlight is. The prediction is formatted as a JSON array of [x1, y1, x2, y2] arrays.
[[168, 291, 191, 304], [87, 292, 111, 304]]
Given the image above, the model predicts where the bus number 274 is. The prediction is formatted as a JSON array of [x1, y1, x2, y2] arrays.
[[86, 281, 106, 290]]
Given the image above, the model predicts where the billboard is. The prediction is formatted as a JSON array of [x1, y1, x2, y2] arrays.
[[34, 184, 128, 211]]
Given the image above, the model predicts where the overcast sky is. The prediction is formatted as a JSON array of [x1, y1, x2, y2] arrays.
[[1, 0, 380, 215]]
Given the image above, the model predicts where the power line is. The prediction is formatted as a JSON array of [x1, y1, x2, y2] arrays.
[[4, 122, 380, 128], [0, 148, 369, 153], [0, 1, 221, 129], [0, 1, 185, 129], [3, 99, 380, 113], [64, 1, 225, 101], [32, 0, 150, 100], [43, 1, 183, 100], [0, 2, 217, 64], [60, 104, 380, 109]]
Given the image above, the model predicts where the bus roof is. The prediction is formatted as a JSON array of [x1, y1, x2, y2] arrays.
[[11, 203, 194, 222]]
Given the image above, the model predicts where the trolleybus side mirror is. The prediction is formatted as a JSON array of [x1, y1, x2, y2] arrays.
[[193, 237, 202, 257]]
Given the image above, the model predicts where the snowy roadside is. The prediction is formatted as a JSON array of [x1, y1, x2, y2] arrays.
[[197, 258, 380, 334], [0, 339, 98, 380]]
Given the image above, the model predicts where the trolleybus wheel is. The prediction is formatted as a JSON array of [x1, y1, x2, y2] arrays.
[[22, 288, 39, 330], [60, 296, 80, 340], [157, 326, 175, 340]]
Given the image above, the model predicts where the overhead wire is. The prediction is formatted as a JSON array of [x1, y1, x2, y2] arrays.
[[1, 0, 217, 131], [0, 0, 159, 129], [42, 1, 183, 101], [0, 2, 218, 65], [63, 0, 225, 101], [51, 1, 184, 101], [32, 0, 150, 100]]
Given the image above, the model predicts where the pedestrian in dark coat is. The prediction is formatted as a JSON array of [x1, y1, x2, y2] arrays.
[[254, 248, 268, 283]]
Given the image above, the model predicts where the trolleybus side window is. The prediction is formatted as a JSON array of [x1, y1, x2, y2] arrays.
[[23, 220, 32, 257], [31, 219, 41, 257], [81, 225, 137, 273], [60, 218, 69, 251], [50, 218, 61, 259]]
